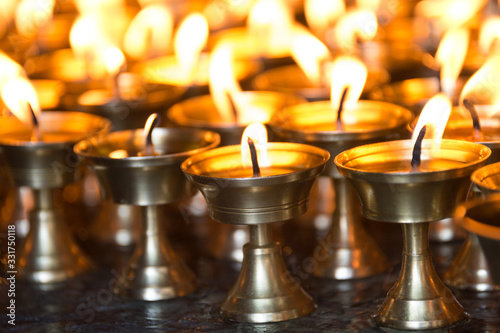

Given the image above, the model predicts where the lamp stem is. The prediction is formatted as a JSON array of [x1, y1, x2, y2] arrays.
[[249, 224, 272, 246]]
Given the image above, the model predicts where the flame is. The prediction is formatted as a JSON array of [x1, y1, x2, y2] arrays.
[[415, 0, 487, 31], [209, 44, 242, 122], [15, 0, 55, 38], [329, 56, 367, 112], [247, 0, 295, 55], [109, 149, 128, 159], [460, 54, 500, 118], [334, 9, 378, 54], [103, 46, 126, 77], [0, 52, 26, 89], [479, 16, 500, 54], [412, 93, 452, 149], [435, 27, 470, 98], [290, 27, 331, 86], [173, 13, 209, 83], [304, 0, 345, 39], [1, 77, 41, 128], [241, 123, 270, 168], [123, 4, 173, 60]]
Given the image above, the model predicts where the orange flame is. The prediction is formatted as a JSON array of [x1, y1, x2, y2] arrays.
[[103, 46, 126, 77], [460, 54, 500, 118], [15, 0, 55, 38], [123, 4, 173, 60], [435, 27, 470, 98], [412, 93, 452, 150], [415, 0, 487, 31], [479, 16, 500, 54], [334, 9, 378, 54], [1, 77, 41, 128], [173, 13, 209, 83], [247, 0, 295, 55], [208, 44, 242, 123], [329, 56, 367, 113], [290, 27, 331, 86], [241, 123, 270, 168], [304, 0, 345, 39]]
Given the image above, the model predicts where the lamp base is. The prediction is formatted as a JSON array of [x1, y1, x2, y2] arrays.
[[112, 205, 197, 301], [220, 241, 316, 323], [373, 223, 467, 330], [19, 188, 92, 284]]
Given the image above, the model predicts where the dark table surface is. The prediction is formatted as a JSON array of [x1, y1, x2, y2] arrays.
[[1, 186, 500, 333]]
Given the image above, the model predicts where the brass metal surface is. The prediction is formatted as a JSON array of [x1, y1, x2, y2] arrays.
[[75, 127, 220, 300], [0, 112, 111, 189], [167, 91, 305, 261], [220, 224, 316, 323], [335, 139, 491, 223], [335, 139, 490, 330], [312, 178, 392, 279], [454, 195, 500, 286], [182, 142, 328, 322], [181, 142, 329, 225], [74, 127, 220, 206], [167, 91, 306, 146], [373, 223, 467, 330], [0, 112, 110, 284], [112, 205, 197, 300], [270, 100, 411, 280], [18, 188, 92, 283]]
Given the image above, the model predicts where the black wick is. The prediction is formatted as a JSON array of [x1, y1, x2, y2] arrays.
[[411, 125, 427, 172], [247, 137, 261, 177]]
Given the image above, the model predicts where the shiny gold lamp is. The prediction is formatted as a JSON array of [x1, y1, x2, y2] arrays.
[[335, 139, 490, 330], [0, 112, 110, 284], [182, 142, 329, 323], [167, 91, 306, 262], [270, 100, 412, 280], [74, 127, 219, 300], [443, 162, 500, 291]]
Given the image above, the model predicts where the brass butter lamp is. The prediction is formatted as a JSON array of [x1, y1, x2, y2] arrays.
[[335, 138, 490, 330], [74, 125, 220, 300], [182, 139, 329, 322], [0, 112, 111, 284], [270, 100, 412, 280], [444, 162, 500, 291], [167, 91, 306, 262]]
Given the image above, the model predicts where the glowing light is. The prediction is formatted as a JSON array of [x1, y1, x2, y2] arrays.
[[123, 4, 173, 60], [290, 27, 331, 86], [241, 123, 270, 168], [329, 56, 367, 113], [334, 9, 378, 54], [460, 55, 500, 118], [435, 27, 470, 98], [173, 13, 209, 83], [412, 93, 452, 150], [1, 78, 41, 128]]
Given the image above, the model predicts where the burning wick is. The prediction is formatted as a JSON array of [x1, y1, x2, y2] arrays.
[[247, 137, 261, 177], [27, 103, 42, 142], [463, 99, 484, 142], [143, 113, 160, 156], [226, 92, 238, 123], [336, 87, 349, 131], [411, 125, 427, 173]]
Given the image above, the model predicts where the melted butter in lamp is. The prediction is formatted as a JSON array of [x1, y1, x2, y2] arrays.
[[338, 139, 489, 174], [273, 100, 411, 133]]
